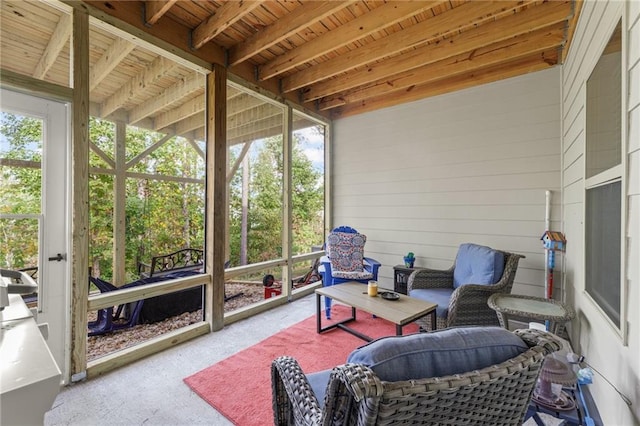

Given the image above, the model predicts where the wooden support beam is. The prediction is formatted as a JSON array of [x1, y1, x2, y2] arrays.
[[174, 113, 205, 135], [259, 1, 446, 81], [227, 141, 252, 182], [282, 105, 293, 299], [33, 13, 71, 79], [333, 48, 559, 119], [113, 121, 126, 287], [89, 140, 115, 169], [101, 55, 178, 118], [128, 72, 203, 124], [144, 0, 177, 26], [90, 38, 135, 91], [205, 65, 227, 332], [288, 0, 526, 94], [318, 25, 566, 110], [154, 93, 205, 130], [70, 6, 90, 381], [228, 1, 354, 66], [126, 133, 173, 168], [305, 0, 571, 101], [192, 1, 262, 50]]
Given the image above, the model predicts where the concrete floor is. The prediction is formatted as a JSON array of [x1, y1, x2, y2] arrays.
[[45, 294, 317, 426]]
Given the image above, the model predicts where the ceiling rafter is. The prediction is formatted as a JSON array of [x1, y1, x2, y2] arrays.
[[318, 24, 567, 110], [305, 0, 572, 102], [33, 12, 71, 79], [228, 1, 356, 66], [144, 0, 178, 26], [101, 55, 179, 118], [258, 0, 447, 81], [154, 93, 204, 130], [334, 48, 560, 119], [128, 72, 203, 125], [191, 1, 262, 50], [90, 38, 136, 91], [286, 0, 529, 95]]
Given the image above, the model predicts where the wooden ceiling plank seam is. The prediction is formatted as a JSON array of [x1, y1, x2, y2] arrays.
[[128, 72, 204, 125], [304, 0, 572, 102], [145, 0, 178, 26], [258, 0, 447, 81], [333, 49, 560, 119], [318, 24, 567, 110], [89, 38, 136, 91], [33, 12, 71, 79], [154, 93, 205, 130], [289, 0, 534, 95], [228, 1, 355, 66], [191, 1, 262, 50], [101, 55, 179, 117]]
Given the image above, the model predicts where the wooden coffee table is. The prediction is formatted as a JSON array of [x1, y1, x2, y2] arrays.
[[315, 282, 437, 341]]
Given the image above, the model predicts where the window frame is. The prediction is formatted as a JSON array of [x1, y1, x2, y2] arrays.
[[582, 17, 628, 342]]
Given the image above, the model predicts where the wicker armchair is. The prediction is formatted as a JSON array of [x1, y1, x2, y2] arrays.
[[272, 328, 561, 426], [408, 244, 525, 330]]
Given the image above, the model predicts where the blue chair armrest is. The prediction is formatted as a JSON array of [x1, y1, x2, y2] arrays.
[[363, 257, 381, 276], [320, 256, 332, 286]]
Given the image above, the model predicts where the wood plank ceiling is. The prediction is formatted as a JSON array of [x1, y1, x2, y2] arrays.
[[0, 0, 581, 142]]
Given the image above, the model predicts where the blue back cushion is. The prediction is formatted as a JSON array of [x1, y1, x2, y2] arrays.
[[453, 243, 505, 289], [346, 327, 528, 382]]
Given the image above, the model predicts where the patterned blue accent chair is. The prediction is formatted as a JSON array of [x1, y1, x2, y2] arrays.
[[319, 226, 381, 319]]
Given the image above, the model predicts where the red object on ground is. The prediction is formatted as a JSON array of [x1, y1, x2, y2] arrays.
[[264, 287, 282, 299], [184, 305, 419, 426]]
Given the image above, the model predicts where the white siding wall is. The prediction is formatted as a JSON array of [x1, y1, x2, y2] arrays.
[[332, 68, 562, 298], [562, 1, 639, 424]]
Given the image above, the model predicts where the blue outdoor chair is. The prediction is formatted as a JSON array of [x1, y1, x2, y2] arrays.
[[319, 226, 381, 319]]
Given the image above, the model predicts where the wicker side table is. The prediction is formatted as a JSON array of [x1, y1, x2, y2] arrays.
[[488, 294, 575, 336], [393, 265, 423, 294]]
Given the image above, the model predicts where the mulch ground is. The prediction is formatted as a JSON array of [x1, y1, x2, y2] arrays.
[[87, 282, 266, 361]]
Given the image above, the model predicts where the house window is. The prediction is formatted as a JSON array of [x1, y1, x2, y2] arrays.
[[584, 20, 622, 328]]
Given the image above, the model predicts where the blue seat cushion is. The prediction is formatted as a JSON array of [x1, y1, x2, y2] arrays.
[[453, 243, 505, 289], [346, 327, 528, 382], [409, 288, 454, 318], [306, 369, 332, 409]]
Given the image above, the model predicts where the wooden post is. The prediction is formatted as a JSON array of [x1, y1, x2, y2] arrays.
[[114, 121, 126, 286], [70, 7, 90, 381], [205, 65, 226, 331], [282, 106, 293, 299]]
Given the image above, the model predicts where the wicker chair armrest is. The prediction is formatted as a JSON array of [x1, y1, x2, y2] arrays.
[[514, 329, 564, 354], [407, 267, 454, 292], [321, 364, 384, 425], [271, 356, 322, 426]]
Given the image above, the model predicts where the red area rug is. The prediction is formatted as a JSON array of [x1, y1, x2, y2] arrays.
[[184, 305, 419, 425]]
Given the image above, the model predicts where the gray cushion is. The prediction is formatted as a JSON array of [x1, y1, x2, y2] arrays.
[[346, 327, 528, 382], [409, 287, 454, 318], [453, 243, 505, 289]]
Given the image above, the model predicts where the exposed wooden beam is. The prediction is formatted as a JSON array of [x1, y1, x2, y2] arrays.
[[259, 1, 446, 81], [288, 1, 532, 94], [228, 1, 354, 66], [101, 55, 178, 118], [128, 72, 203, 124], [144, 0, 178, 26], [318, 25, 566, 110], [227, 142, 252, 181], [191, 1, 262, 50], [89, 140, 115, 168], [174, 113, 205, 135], [333, 49, 559, 119], [90, 38, 135, 91], [154, 93, 205, 130], [33, 13, 71, 79], [305, 0, 571, 101]]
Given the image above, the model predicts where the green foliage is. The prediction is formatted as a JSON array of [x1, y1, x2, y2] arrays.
[[2, 113, 324, 282]]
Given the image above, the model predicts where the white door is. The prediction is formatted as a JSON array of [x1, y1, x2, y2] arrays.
[[0, 89, 70, 382]]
